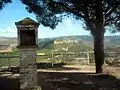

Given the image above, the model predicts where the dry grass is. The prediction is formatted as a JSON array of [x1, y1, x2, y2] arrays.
[[103, 65, 120, 79]]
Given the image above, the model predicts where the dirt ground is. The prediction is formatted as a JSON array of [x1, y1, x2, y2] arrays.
[[38, 72, 120, 90], [0, 65, 120, 90]]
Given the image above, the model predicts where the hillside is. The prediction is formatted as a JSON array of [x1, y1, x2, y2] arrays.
[[0, 35, 120, 52], [0, 37, 17, 45], [104, 36, 120, 47], [38, 35, 120, 52], [52, 35, 120, 48]]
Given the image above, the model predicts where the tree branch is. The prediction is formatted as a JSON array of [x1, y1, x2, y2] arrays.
[[54, 2, 85, 18], [105, 1, 120, 18], [105, 15, 119, 23]]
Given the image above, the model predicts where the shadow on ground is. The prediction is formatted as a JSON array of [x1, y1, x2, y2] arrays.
[[0, 77, 20, 90], [0, 72, 120, 90], [0, 63, 120, 90], [37, 62, 66, 69], [0, 62, 79, 73], [38, 72, 120, 90], [37, 62, 80, 70]]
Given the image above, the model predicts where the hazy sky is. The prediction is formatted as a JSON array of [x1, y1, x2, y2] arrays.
[[0, 0, 120, 38]]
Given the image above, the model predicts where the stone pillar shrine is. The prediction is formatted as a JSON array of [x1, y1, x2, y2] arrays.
[[15, 17, 39, 90]]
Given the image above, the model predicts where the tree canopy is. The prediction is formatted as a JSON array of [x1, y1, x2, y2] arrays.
[[0, 0, 12, 10], [21, 0, 120, 31]]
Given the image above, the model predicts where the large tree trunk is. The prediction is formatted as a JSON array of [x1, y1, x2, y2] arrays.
[[93, 0, 105, 73], [93, 26, 104, 73]]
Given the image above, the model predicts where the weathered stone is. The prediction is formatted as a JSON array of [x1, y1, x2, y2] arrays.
[[15, 17, 39, 90], [19, 48, 38, 90]]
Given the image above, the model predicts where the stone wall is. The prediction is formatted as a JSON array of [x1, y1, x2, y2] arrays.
[[19, 48, 38, 89]]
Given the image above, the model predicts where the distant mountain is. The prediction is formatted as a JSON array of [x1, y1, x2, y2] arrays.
[[104, 36, 120, 47], [0, 35, 120, 50], [49, 35, 120, 48], [0, 37, 17, 45], [38, 35, 120, 52], [53, 35, 120, 47]]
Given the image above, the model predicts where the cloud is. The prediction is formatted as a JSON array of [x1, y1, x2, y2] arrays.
[[65, 19, 73, 29], [0, 28, 7, 33], [0, 24, 17, 37], [6, 25, 17, 33]]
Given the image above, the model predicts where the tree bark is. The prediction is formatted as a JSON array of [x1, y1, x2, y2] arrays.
[[93, 26, 104, 73], [92, 0, 105, 73]]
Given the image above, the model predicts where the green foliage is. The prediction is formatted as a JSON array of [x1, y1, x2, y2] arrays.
[[37, 49, 52, 54], [37, 35, 120, 54], [68, 43, 92, 52], [0, 51, 19, 67], [21, 0, 64, 29], [12, 48, 18, 56], [0, 0, 12, 10], [21, 0, 120, 33], [38, 38, 54, 49], [37, 36, 93, 54]]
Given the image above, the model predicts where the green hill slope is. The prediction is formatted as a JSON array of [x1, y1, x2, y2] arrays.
[[0, 35, 120, 53]]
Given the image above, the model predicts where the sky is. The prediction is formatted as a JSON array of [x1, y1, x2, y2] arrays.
[[0, 0, 120, 38]]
